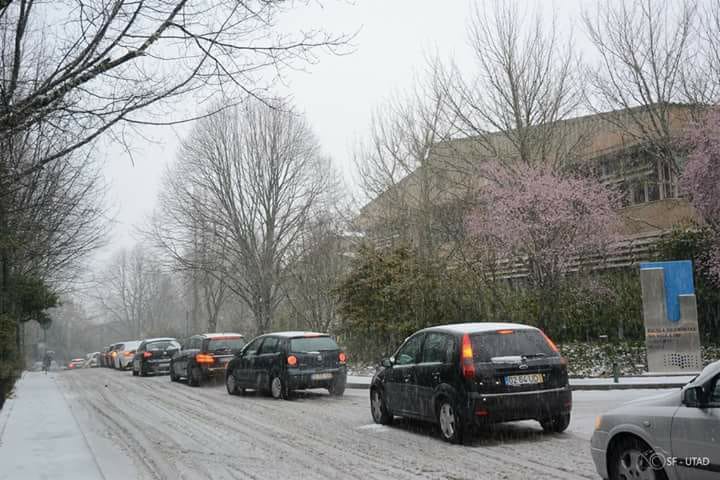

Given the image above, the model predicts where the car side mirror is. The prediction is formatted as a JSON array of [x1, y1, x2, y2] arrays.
[[683, 386, 707, 407], [381, 357, 394, 368]]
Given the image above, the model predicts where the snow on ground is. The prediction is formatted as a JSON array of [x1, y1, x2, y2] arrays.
[[0, 369, 679, 479]]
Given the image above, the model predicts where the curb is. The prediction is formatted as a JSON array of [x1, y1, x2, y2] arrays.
[[345, 381, 686, 391]]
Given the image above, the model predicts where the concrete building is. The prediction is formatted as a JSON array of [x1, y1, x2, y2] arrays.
[[355, 104, 700, 272]]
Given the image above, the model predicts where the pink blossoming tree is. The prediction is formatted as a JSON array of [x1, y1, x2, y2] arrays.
[[466, 164, 621, 330], [680, 112, 720, 283]]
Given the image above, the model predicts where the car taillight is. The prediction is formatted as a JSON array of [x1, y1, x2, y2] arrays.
[[338, 352, 347, 364], [111, 352, 117, 357], [124, 351, 133, 357], [287, 355, 297, 367], [143, 352, 152, 358], [540, 330, 560, 353], [461, 333, 475, 379], [196, 354, 215, 364]]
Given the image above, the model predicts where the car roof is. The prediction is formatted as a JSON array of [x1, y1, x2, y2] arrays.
[[142, 337, 178, 343], [260, 331, 330, 339], [200, 333, 244, 339], [418, 322, 537, 335]]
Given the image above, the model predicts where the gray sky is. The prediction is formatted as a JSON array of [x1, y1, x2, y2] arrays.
[[93, 0, 590, 265]]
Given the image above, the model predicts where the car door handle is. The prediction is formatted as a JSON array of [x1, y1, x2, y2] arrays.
[[403, 375, 412, 383]]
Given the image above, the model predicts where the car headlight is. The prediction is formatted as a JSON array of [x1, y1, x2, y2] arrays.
[[594, 415, 603, 430]]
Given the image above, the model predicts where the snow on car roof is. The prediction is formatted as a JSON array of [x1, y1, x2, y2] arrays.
[[202, 333, 244, 339], [420, 322, 537, 335], [261, 331, 329, 338], [143, 337, 178, 343]]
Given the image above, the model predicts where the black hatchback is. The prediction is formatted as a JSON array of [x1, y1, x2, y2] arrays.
[[370, 322, 571, 443], [225, 332, 347, 399]]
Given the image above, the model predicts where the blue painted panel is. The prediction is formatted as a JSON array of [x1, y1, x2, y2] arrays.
[[640, 261, 695, 322]]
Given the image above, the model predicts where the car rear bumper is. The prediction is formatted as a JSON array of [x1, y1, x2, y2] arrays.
[[286, 368, 346, 390], [468, 386, 572, 424], [144, 360, 171, 374]]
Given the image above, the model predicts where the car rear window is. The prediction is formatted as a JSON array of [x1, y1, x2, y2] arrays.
[[289, 336, 338, 352], [147, 340, 179, 351], [470, 330, 557, 362], [208, 337, 245, 352]]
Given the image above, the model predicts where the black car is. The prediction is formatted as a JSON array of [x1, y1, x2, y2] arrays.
[[170, 333, 246, 386], [225, 332, 347, 399], [370, 322, 571, 443], [132, 337, 180, 376]]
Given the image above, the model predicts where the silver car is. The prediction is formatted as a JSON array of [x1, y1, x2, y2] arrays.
[[591, 360, 720, 480]]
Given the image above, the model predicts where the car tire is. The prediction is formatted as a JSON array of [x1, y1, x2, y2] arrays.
[[169, 365, 179, 382], [370, 388, 393, 425], [328, 376, 346, 396], [139, 364, 147, 377], [188, 365, 202, 387], [540, 413, 571, 433], [270, 374, 289, 400], [608, 436, 668, 480], [132, 368, 138, 377], [437, 398, 466, 444], [226, 372, 241, 395]]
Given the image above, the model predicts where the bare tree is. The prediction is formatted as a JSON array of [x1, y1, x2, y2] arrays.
[[95, 244, 182, 338], [0, 0, 351, 182], [583, 0, 701, 170], [147, 191, 229, 333], [439, 1, 585, 173], [162, 99, 331, 334], [282, 212, 349, 333], [354, 68, 460, 260]]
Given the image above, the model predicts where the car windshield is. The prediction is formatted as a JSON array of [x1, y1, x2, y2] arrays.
[[289, 336, 338, 352], [470, 330, 557, 362], [146, 340, 179, 351], [208, 338, 245, 352]]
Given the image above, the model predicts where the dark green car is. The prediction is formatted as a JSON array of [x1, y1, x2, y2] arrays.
[[225, 332, 347, 399]]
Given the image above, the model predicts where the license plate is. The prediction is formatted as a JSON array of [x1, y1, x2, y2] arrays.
[[505, 373, 544, 386], [311, 373, 333, 381]]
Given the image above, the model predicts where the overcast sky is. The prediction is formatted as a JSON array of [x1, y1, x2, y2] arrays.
[[93, 0, 592, 266]]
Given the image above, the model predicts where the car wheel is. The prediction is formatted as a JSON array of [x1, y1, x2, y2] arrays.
[[188, 365, 202, 387], [270, 374, 289, 400], [132, 368, 138, 377], [139, 364, 147, 377], [169, 364, 179, 382], [437, 398, 466, 444], [226, 372, 239, 395], [370, 388, 393, 425], [328, 376, 346, 396], [608, 437, 668, 480], [540, 413, 570, 433]]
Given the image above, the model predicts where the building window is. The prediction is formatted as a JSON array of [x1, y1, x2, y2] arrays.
[[647, 181, 660, 202]]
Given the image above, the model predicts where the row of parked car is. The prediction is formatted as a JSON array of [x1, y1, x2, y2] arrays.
[[81, 322, 720, 480], [98, 331, 349, 398]]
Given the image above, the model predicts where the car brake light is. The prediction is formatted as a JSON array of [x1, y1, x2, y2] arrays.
[[196, 354, 215, 364], [338, 352, 347, 364], [287, 355, 298, 367], [143, 352, 152, 358], [496, 329, 514, 335], [124, 351, 133, 357], [461, 334, 475, 379], [540, 330, 560, 353]]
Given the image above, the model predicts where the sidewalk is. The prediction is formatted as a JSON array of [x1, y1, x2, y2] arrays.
[[0, 372, 106, 480], [346, 374, 693, 390]]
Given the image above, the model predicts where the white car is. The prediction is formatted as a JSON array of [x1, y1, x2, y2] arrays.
[[113, 341, 142, 370]]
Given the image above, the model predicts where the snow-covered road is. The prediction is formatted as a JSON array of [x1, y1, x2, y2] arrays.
[[50, 369, 675, 480]]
